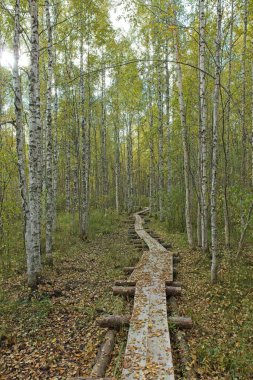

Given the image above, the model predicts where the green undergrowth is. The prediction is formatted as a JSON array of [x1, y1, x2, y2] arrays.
[[148, 216, 189, 250], [148, 215, 253, 379]]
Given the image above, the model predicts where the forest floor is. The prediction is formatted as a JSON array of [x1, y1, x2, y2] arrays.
[[0, 210, 253, 379], [149, 219, 253, 380]]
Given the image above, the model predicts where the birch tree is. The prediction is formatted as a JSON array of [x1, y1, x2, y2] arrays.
[[157, 44, 164, 222], [27, 0, 42, 287], [13, 0, 33, 285], [80, 27, 89, 239], [211, 0, 222, 284], [199, 0, 208, 252], [223, 0, 234, 249], [172, 20, 194, 249], [45, 0, 54, 263]]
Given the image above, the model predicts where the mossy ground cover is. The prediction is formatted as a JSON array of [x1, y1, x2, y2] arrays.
[[0, 210, 139, 379], [149, 217, 253, 380]]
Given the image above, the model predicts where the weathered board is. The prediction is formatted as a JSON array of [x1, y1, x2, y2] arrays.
[[121, 210, 175, 380]]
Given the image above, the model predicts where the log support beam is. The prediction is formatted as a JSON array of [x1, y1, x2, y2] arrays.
[[112, 286, 181, 297], [90, 330, 116, 378], [123, 267, 135, 274], [97, 315, 192, 330]]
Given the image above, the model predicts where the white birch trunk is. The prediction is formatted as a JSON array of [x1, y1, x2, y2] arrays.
[[223, 0, 234, 248], [173, 26, 194, 249], [199, 0, 208, 252], [114, 117, 120, 213], [211, 0, 222, 284], [28, 0, 42, 287], [80, 30, 89, 239], [101, 64, 108, 201], [52, 84, 58, 230], [242, 0, 248, 185], [148, 58, 155, 215], [127, 118, 134, 214], [65, 140, 71, 212], [157, 53, 164, 222], [45, 0, 53, 262], [165, 41, 172, 197], [13, 0, 33, 285]]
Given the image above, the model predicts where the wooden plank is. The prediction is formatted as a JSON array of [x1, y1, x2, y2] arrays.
[[146, 281, 174, 379], [121, 210, 175, 380], [121, 283, 150, 379]]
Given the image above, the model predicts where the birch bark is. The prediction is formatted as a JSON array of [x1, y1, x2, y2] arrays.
[[242, 0, 248, 185], [28, 0, 42, 287], [199, 0, 208, 252], [157, 54, 164, 222], [173, 24, 194, 249], [101, 63, 108, 201], [80, 30, 89, 239], [45, 0, 53, 262], [13, 0, 33, 285], [127, 117, 134, 214], [165, 40, 171, 197], [223, 0, 234, 248], [211, 0, 222, 284]]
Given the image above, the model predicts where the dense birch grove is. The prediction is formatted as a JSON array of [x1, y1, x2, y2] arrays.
[[0, 0, 253, 287]]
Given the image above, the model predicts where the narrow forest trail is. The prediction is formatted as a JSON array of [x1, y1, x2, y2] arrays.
[[121, 209, 175, 380]]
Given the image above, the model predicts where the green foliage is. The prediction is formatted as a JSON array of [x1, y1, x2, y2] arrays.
[[89, 209, 121, 239]]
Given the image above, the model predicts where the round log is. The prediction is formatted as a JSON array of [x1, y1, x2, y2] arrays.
[[163, 243, 172, 249], [113, 286, 181, 297], [114, 280, 136, 286], [173, 268, 178, 278], [97, 315, 130, 329], [168, 316, 192, 329], [90, 330, 116, 378], [166, 286, 182, 296], [97, 315, 192, 330], [128, 236, 139, 240], [165, 281, 182, 287], [123, 267, 135, 274], [112, 286, 135, 297]]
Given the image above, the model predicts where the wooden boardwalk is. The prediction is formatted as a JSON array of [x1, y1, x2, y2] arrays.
[[121, 209, 175, 380]]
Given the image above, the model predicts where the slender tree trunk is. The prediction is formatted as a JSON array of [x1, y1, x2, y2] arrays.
[[101, 63, 108, 205], [237, 201, 253, 255], [165, 40, 172, 197], [0, 38, 3, 237], [252, 36, 253, 187], [127, 118, 134, 213], [148, 64, 155, 215], [241, 0, 248, 186], [173, 25, 194, 249], [157, 47, 164, 222], [45, 0, 54, 263], [114, 82, 120, 213], [28, 0, 42, 288], [52, 84, 58, 231], [211, 0, 222, 284], [65, 139, 71, 212], [13, 0, 33, 285], [199, 0, 208, 252], [114, 120, 120, 213], [223, 0, 234, 248], [80, 29, 89, 239], [137, 118, 141, 207]]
